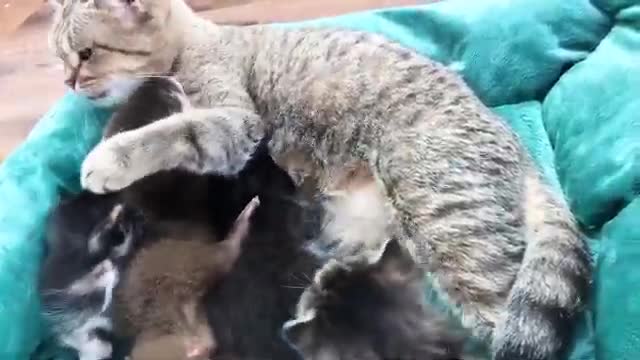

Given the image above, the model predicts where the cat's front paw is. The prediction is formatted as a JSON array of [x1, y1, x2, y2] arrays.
[[81, 138, 141, 194]]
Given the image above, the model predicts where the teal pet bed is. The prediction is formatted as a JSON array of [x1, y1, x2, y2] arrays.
[[1, 0, 639, 359]]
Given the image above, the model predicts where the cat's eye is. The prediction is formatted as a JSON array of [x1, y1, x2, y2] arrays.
[[78, 48, 93, 62]]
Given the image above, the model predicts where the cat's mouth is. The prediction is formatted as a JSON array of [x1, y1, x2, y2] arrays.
[[86, 90, 109, 100]]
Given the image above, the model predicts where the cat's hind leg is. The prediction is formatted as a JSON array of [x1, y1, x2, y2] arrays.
[[371, 124, 525, 350], [372, 124, 590, 360]]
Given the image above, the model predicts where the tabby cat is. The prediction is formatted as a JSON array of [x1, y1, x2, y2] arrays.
[[49, 1, 591, 359]]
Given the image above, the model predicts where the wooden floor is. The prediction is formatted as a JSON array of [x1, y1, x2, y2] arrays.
[[0, 0, 421, 157]]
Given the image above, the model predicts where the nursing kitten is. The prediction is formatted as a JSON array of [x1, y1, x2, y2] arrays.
[[115, 197, 260, 360], [49, 1, 591, 359], [103, 77, 290, 239], [104, 77, 467, 359], [285, 239, 469, 360], [39, 191, 142, 360]]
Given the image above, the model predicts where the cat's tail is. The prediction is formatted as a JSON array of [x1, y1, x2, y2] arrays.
[[492, 168, 592, 360]]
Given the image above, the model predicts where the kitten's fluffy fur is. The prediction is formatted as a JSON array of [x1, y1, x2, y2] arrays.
[[116, 197, 259, 360], [49, 1, 591, 359], [39, 191, 141, 360], [285, 239, 468, 360]]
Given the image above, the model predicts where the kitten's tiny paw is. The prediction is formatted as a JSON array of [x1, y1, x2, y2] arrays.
[[81, 140, 137, 194]]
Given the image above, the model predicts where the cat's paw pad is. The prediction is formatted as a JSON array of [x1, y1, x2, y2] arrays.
[[81, 140, 137, 194]]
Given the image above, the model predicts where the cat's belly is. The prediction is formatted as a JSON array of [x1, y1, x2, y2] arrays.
[[274, 151, 374, 194], [275, 151, 397, 255]]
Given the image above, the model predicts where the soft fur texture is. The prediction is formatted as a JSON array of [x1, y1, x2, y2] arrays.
[[39, 191, 142, 360], [105, 77, 468, 359], [49, 1, 592, 359], [284, 239, 469, 360], [115, 197, 259, 360]]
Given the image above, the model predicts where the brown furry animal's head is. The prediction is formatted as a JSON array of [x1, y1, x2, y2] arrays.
[[115, 197, 260, 360]]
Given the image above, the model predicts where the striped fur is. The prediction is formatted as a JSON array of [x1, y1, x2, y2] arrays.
[[49, 1, 592, 359]]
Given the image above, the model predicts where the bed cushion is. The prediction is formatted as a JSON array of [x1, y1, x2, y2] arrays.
[[2, 0, 639, 359]]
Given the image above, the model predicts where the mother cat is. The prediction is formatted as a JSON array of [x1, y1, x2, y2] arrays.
[[49, 1, 591, 359]]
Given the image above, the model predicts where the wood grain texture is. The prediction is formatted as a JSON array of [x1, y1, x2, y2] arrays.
[[0, 0, 43, 36]]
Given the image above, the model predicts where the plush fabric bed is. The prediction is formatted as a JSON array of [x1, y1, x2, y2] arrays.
[[1, 0, 638, 358]]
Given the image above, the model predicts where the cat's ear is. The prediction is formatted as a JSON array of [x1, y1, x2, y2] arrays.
[[93, 0, 152, 28], [369, 238, 419, 287]]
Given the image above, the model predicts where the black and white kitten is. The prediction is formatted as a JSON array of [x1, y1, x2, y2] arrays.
[[39, 191, 142, 360]]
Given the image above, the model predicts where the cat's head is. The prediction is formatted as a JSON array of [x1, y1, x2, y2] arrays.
[[48, 0, 183, 106], [282, 239, 466, 360]]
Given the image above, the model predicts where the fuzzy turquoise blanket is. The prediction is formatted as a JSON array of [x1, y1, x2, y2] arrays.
[[1, 0, 639, 359]]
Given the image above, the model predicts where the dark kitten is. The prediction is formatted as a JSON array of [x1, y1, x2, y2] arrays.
[[201, 191, 321, 360], [283, 239, 468, 360]]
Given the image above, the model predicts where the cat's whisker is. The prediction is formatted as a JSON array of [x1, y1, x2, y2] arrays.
[[130, 74, 176, 80], [290, 272, 313, 286], [41, 288, 72, 295], [302, 272, 312, 282], [280, 285, 307, 289]]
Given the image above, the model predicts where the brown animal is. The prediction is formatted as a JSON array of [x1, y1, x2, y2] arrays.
[[114, 196, 260, 360]]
